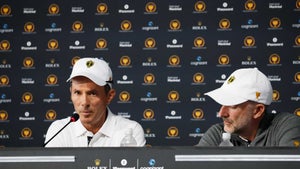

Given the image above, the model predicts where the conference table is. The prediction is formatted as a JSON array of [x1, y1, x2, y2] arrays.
[[0, 146, 299, 169]]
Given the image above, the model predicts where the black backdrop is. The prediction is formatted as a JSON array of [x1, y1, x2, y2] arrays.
[[0, 0, 299, 147]]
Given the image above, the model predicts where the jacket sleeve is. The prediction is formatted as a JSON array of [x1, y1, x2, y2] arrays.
[[195, 123, 223, 146]]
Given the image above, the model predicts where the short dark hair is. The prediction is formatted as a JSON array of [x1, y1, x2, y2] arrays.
[[104, 84, 111, 95]]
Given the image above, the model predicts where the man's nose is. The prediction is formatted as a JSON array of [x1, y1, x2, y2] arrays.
[[80, 94, 90, 107], [218, 106, 229, 118]]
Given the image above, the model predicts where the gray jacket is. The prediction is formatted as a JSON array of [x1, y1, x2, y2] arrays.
[[196, 112, 300, 147]]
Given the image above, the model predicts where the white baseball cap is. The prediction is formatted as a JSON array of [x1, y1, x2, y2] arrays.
[[67, 57, 113, 88], [205, 68, 273, 106]]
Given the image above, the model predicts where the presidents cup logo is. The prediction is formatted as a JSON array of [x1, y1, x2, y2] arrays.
[[192, 108, 204, 119], [295, 35, 300, 46], [272, 90, 280, 101], [144, 73, 155, 84], [295, 72, 300, 82], [21, 127, 32, 138], [243, 36, 255, 47], [168, 91, 180, 102], [245, 0, 256, 11], [269, 54, 280, 64], [45, 109, 57, 120], [120, 20, 132, 31], [71, 56, 81, 66], [143, 109, 155, 119], [169, 19, 181, 30], [1, 5, 11, 16], [22, 92, 33, 103], [120, 56, 131, 66], [97, 3, 108, 14], [169, 55, 180, 66], [47, 74, 58, 85], [218, 54, 230, 65], [119, 91, 130, 102], [23, 57, 34, 68], [47, 39, 59, 49], [193, 73, 204, 83], [145, 2, 157, 13], [295, 108, 300, 117], [194, 1, 206, 12], [296, 0, 300, 9], [219, 18, 230, 29], [96, 38, 107, 48], [0, 40, 10, 51], [144, 37, 156, 48], [167, 126, 179, 137], [48, 4, 59, 15], [269, 17, 281, 28], [193, 37, 205, 48], [0, 110, 8, 121], [24, 22, 35, 32], [72, 21, 83, 32], [0, 75, 9, 86]]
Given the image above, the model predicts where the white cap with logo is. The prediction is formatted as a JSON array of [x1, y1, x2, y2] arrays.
[[205, 68, 273, 106], [67, 57, 113, 88]]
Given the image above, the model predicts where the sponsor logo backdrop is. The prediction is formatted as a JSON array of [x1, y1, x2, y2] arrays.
[[0, 0, 299, 146]]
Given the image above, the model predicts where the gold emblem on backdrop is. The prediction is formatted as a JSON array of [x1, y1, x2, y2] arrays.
[[269, 54, 280, 64], [72, 21, 83, 31], [0, 110, 8, 121], [295, 35, 300, 46], [94, 159, 101, 166], [119, 91, 130, 102], [269, 17, 281, 28], [169, 55, 180, 66], [23, 57, 34, 68], [272, 90, 280, 101], [47, 74, 58, 85], [96, 38, 107, 48], [192, 108, 204, 119], [145, 2, 157, 13], [24, 22, 35, 32], [47, 39, 59, 49], [120, 20, 132, 31], [167, 126, 179, 137], [295, 72, 300, 82], [218, 54, 230, 65], [0, 5, 11, 15], [143, 109, 155, 119], [295, 108, 300, 117], [144, 73, 155, 84], [120, 56, 131, 66], [169, 19, 181, 30], [245, 0, 256, 11], [71, 56, 81, 66], [48, 4, 59, 14], [45, 109, 57, 120], [193, 73, 204, 83], [97, 3, 108, 13], [193, 37, 205, 47], [296, 0, 300, 9], [145, 37, 156, 48], [21, 128, 32, 138], [244, 36, 255, 46], [0, 40, 10, 50], [194, 1, 206, 12], [0, 75, 9, 86], [22, 92, 33, 103], [219, 18, 230, 29], [168, 91, 180, 101]]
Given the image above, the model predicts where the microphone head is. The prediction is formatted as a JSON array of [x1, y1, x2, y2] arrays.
[[70, 113, 79, 122]]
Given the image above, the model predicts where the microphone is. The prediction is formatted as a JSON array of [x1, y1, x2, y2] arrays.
[[43, 113, 79, 147]]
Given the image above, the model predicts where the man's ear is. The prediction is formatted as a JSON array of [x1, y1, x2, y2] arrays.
[[253, 103, 265, 119], [106, 89, 116, 104]]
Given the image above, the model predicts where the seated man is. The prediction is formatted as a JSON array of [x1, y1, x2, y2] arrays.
[[44, 57, 146, 147], [197, 68, 300, 147]]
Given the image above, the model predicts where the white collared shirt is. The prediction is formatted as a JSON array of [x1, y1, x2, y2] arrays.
[[44, 109, 146, 147]]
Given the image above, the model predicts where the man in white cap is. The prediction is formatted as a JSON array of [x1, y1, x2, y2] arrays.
[[44, 57, 146, 147], [197, 67, 300, 147]]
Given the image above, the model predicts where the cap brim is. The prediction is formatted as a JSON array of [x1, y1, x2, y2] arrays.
[[204, 88, 248, 106], [66, 72, 107, 86]]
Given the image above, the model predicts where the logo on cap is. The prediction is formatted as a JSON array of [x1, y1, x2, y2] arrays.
[[227, 76, 235, 84], [86, 60, 94, 68]]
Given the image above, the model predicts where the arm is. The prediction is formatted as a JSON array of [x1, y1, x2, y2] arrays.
[[196, 123, 223, 146]]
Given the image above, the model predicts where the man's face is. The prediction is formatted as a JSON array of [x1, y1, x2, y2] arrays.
[[218, 101, 256, 135], [70, 76, 115, 128]]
